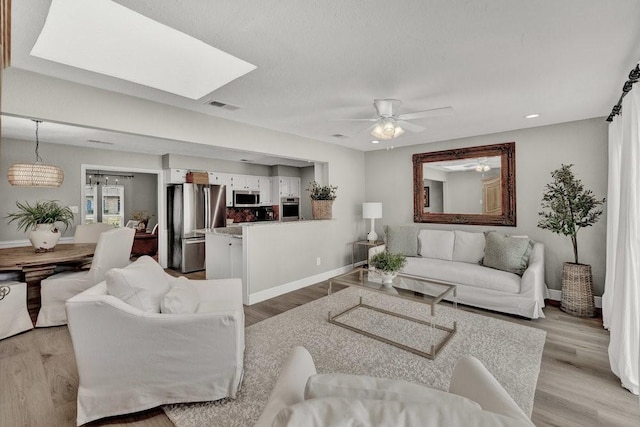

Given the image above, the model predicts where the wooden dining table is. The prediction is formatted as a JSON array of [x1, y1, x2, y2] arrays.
[[0, 243, 97, 323]]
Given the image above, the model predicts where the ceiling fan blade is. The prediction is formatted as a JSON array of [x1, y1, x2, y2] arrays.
[[397, 106, 453, 121], [329, 118, 379, 122], [396, 120, 425, 133]]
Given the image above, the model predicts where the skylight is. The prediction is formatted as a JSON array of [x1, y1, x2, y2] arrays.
[[30, 0, 256, 99]]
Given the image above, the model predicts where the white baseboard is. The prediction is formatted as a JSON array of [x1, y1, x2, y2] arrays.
[[246, 264, 354, 305], [0, 237, 74, 249], [547, 289, 602, 308]]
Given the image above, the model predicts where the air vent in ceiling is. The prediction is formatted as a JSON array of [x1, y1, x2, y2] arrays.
[[207, 100, 240, 111], [331, 133, 347, 138], [87, 139, 115, 145]]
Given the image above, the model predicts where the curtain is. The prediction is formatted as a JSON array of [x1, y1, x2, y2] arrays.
[[603, 87, 640, 395]]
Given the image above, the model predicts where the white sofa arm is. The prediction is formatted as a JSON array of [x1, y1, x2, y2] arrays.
[[449, 356, 533, 425], [254, 346, 317, 427], [520, 242, 549, 302]]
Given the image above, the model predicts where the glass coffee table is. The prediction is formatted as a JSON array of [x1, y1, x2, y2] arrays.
[[328, 268, 457, 360]]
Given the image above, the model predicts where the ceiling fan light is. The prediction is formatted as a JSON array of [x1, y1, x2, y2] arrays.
[[371, 123, 393, 140], [393, 126, 405, 138], [382, 120, 396, 136], [475, 165, 483, 172]]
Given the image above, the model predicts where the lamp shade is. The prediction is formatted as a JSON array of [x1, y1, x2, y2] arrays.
[[7, 163, 64, 187], [362, 202, 382, 219]]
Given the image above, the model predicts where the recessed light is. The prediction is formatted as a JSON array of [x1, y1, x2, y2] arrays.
[[525, 114, 540, 119], [371, 140, 380, 144]]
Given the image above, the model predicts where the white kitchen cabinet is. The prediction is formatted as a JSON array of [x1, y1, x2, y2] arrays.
[[209, 172, 233, 207], [274, 176, 301, 198], [205, 234, 243, 281], [231, 174, 260, 191], [164, 168, 187, 184], [260, 177, 273, 205]]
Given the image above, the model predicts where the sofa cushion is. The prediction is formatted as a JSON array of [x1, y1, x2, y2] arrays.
[[385, 225, 419, 257], [418, 229, 455, 261], [305, 373, 480, 410], [482, 232, 534, 276], [452, 230, 486, 264], [161, 277, 199, 314], [403, 257, 521, 294], [272, 397, 532, 427], [106, 255, 170, 313]]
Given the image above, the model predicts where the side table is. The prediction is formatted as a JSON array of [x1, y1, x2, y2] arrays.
[[351, 240, 385, 268]]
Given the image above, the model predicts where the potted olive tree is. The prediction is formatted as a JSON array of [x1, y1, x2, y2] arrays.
[[6, 200, 75, 252], [538, 164, 605, 317], [306, 181, 338, 219], [370, 251, 407, 284]]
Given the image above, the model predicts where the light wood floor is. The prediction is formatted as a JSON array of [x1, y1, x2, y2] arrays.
[[1, 275, 638, 427]]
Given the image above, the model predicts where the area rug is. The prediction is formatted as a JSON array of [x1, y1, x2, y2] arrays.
[[163, 287, 546, 427]]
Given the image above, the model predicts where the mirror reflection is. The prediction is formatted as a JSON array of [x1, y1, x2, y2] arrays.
[[422, 156, 502, 215], [412, 142, 516, 226]]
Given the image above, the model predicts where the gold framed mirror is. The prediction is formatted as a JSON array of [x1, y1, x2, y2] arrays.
[[413, 142, 516, 226]]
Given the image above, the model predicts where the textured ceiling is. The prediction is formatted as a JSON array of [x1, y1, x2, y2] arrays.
[[5, 0, 640, 155]]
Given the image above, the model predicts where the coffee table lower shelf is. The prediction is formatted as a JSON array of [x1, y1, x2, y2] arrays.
[[328, 296, 457, 360]]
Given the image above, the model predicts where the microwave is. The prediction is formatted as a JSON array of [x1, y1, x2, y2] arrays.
[[233, 190, 261, 207]]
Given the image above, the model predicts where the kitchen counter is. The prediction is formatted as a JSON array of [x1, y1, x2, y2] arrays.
[[195, 219, 334, 236]]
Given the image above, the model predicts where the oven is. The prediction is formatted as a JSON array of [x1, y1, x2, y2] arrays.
[[281, 197, 300, 221]]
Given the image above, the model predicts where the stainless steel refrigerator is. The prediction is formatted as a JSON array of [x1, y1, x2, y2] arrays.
[[167, 183, 226, 273]]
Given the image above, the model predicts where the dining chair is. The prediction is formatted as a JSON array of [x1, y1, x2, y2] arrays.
[[36, 227, 135, 327], [73, 223, 115, 243], [0, 281, 34, 339]]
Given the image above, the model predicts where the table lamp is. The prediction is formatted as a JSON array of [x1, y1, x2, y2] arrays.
[[362, 202, 382, 242]]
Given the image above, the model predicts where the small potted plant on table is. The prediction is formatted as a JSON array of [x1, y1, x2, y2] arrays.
[[370, 251, 407, 285], [6, 200, 75, 252]]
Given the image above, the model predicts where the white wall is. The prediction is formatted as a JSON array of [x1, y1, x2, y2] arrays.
[[365, 118, 608, 294], [1, 69, 366, 280]]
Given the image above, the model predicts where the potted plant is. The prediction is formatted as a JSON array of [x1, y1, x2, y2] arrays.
[[131, 210, 154, 230], [538, 164, 605, 317], [306, 181, 338, 220], [6, 200, 75, 252], [370, 251, 407, 284]]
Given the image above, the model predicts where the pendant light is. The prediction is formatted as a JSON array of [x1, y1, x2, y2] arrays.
[[7, 120, 64, 187]]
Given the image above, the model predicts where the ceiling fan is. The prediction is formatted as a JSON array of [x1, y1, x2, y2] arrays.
[[333, 99, 453, 140]]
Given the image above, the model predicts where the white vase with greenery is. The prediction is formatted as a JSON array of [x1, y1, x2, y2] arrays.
[[6, 200, 75, 252], [370, 251, 407, 285]]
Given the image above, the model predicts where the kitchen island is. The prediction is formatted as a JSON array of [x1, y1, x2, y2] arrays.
[[199, 220, 353, 305]]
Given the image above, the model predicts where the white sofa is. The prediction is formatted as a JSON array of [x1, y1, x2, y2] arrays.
[[371, 227, 549, 319], [255, 346, 534, 427]]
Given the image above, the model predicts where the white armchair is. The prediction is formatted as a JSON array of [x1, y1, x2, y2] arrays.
[[36, 227, 135, 327], [66, 276, 245, 426]]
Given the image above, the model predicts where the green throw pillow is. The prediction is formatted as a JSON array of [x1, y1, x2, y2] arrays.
[[385, 225, 419, 257], [482, 231, 534, 276]]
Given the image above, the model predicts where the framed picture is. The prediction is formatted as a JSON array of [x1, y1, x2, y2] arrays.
[[423, 186, 430, 208]]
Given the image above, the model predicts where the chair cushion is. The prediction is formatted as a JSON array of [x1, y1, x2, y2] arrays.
[[161, 277, 199, 314], [106, 256, 170, 313], [418, 229, 455, 261], [385, 225, 419, 257], [272, 397, 531, 427], [305, 374, 480, 410], [452, 230, 486, 264], [482, 232, 534, 276]]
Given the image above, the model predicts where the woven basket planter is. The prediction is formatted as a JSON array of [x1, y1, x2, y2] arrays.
[[561, 262, 595, 318], [311, 200, 334, 219]]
